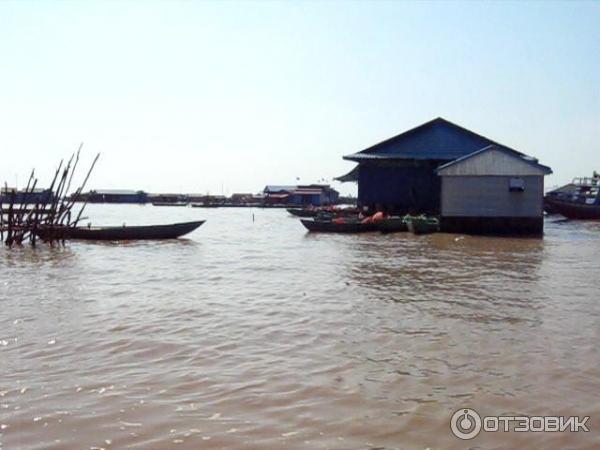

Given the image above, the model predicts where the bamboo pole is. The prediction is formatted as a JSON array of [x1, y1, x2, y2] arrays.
[[0, 184, 3, 242], [3, 150, 99, 246], [71, 153, 100, 227], [6, 190, 15, 246], [62, 144, 82, 205], [11, 170, 34, 242]]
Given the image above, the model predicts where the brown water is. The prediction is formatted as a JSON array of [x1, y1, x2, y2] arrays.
[[1, 206, 599, 450]]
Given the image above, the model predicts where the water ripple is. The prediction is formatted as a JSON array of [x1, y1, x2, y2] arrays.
[[1, 207, 599, 449]]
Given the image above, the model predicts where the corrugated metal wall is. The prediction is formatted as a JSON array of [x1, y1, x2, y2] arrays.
[[358, 163, 442, 213], [441, 176, 544, 217]]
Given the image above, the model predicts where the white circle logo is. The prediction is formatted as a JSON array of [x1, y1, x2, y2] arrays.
[[450, 408, 482, 440]]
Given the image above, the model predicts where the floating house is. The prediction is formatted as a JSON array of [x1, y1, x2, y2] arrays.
[[147, 193, 188, 204], [230, 193, 263, 205], [437, 145, 552, 235], [78, 189, 148, 204], [337, 117, 552, 234], [263, 185, 296, 205], [339, 117, 539, 213], [263, 185, 339, 206], [289, 185, 339, 206], [187, 194, 227, 205]]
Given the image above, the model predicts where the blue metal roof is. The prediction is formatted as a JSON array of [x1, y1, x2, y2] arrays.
[[335, 165, 360, 182], [344, 117, 523, 162]]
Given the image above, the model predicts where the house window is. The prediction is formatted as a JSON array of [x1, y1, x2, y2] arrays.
[[509, 177, 525, 192]]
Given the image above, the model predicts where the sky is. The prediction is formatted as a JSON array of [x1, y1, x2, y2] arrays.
[[0, 1, 598, 196]]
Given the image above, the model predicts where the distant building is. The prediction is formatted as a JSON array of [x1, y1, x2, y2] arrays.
[[80, 189, 147, 204], [187, 194, 209, 203], [263, 185, 339, 206], [230, 193, 256, 204], [263, 185, 295, 205], [187, 194, 227, 205], [0, 187, 54, 204], [437, 145, 552, 235], [147, 193, 188, 204]]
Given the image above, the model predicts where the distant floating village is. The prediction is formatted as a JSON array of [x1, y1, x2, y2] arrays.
[[1, 184, 347, 208], [71, 184, 345, 208], [2, 117, 599, 245]]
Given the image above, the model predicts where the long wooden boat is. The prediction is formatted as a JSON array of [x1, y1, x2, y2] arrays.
[[288, 207, 361, 218], [543, 197, 600, 220], [405, 216, 439, 235], [287, 208, 318, 217], [151, 202, 189, 207], [36, 220, 205, 241], [300, 219, 378, 233], [191, 203, 220, 208], [378, 217, 408, 233]]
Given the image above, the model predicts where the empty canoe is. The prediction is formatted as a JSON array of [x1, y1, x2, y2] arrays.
[[37, 220, 205, 241]]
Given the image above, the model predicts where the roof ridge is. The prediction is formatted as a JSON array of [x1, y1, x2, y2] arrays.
[[343, 117, 524, 160], [436, 145, 552, 174]]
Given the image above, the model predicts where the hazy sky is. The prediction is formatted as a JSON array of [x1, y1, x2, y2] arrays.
[[1, 1, 598, 196]]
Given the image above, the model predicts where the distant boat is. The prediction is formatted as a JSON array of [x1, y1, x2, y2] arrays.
[[36, 220, 205, 241], [151, 202, 189, 207], [190, 203, 220, 208], [544, 172, 600, 220]]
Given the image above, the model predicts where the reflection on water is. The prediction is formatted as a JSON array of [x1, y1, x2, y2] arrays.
[[1, 206, 599, 449], [1, 245, 77, 268]]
